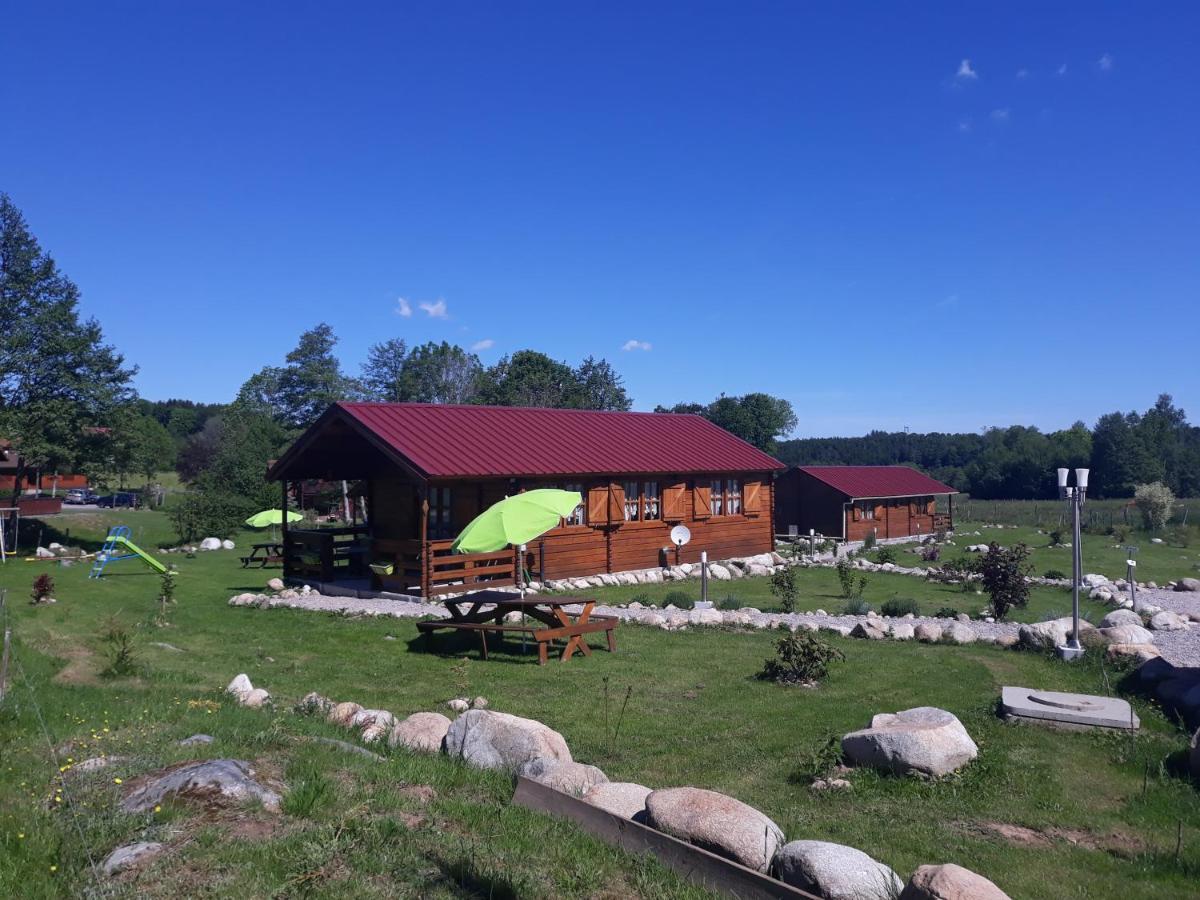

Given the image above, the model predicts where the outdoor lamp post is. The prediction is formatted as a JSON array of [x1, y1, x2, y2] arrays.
[[1125, 544, 1139, 613], [1057, 467, 1089, 661]]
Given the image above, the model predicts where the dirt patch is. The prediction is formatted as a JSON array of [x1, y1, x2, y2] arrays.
[[397, 784, 437, 805], [51, 644, 99, 686], [963, 820, 1148, 858]]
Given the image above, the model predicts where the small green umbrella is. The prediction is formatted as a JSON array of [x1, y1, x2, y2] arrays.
[[245, 509, 304, 528], [451, 489, 582, 554]]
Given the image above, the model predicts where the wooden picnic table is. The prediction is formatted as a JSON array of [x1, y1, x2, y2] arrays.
[[416, 590, 618, 664], [240, 541, 284, 568]]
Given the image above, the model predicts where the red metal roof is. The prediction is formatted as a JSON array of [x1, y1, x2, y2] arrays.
[[311, 403, 785, 479], [798, 466, 957, 499]]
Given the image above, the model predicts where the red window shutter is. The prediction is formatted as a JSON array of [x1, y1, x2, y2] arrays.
[[662, 481, 686, 520], [874, 503, 885, 520], [852, 504, 861, 521], [587, 485, 609, 527], [692, 484, 711, 519], [607, 483, 626, 525], [743, 480, 762, 516]]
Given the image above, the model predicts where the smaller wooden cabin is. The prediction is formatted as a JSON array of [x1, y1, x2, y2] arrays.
[[774, 466, 957, 542], [267, 403, 785, 597]]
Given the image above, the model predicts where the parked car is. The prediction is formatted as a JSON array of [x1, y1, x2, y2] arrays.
[[96, 491, 139, 509], [63, 489, 99, 505]]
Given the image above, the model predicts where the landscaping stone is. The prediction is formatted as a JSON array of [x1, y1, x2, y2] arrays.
[[443, 709, 572, 772], [941, 623, 976, 645], [327, 701, 363, 727], [899, 863, 1011, 900], [294, 692, 334, 716], [199, 537, 222, 551], [447, 698, 470, 714], [851, 621, 888, 640], [1149, 610, 1189, 631], [1176, 578, 1200, 592], [226, 673, 253, 698], [267, 577, 285, 591], [177, 734, 214, 747], [517, 757, 608, 796], [221, 539, 235, 550], [1100, 609, 1143, 628], [389, 712, 452, 753], [1018, 617, 1096, 650], [351, 709, 397, 730], [890, 624, 915, 641], [1099, 624, 1155, 645], [914, 623, 942, 643], [644, 786, 783, 872], [360, 723, 389, 743], [774, 840, 902, 900], [1001, 686, 1139, 730], [581, 782, 653, 820], [842, 707, 978, 777], [120, 759, 281, 813], [242, 688, 271, 708], [1106, 643, 1161, 662], [102, 841, 165, 876]]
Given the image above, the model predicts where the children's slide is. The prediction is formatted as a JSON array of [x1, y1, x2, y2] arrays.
[[88, 526, 167, 578]]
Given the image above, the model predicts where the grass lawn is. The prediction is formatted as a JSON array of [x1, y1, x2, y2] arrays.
[[1, 511, 1199, 898]]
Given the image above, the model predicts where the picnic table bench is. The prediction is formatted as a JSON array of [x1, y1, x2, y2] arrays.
[[416, 590, 618, 664], [240, 542, 284, 568]]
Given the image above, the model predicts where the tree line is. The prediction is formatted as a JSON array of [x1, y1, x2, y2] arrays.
[[776, 395, 1200, 499]]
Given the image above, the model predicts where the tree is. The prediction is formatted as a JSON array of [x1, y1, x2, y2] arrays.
[[572, 356, 632, 411], [237, 324, 360, 428], [657, 393, 796, 453], [176, 416, 224, 482], [86, 406, 176, 489], [0, 193, 136, 512], [1133, 481, 1175, 531], [477, 350, 578, 408], [395, 341, 483, 404], [978, 542, 1032, 621], [360, 338, 408, 401]]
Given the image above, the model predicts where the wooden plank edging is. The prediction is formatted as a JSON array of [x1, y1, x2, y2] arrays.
[[511, 776, 819, 900]]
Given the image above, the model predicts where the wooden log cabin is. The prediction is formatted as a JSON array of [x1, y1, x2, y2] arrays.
[[267, 403, 786, 598], [774, 466, 957, 543]]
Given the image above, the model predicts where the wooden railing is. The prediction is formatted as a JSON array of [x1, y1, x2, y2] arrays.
[[932, 513, 952, 531], [284, 526, 370, 582], [368, 537, 518, 597]]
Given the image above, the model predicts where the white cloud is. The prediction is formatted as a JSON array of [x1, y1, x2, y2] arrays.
[[958, 117, 972, 133], [395, 297, 412, 317], [1016, 67, 1029, 79], [470, 338, 494, 351], [621, 339, 652, 352], [419, 298, 448, 318], [1097, 53, 1114, 72], [990, 108, 1010, 123], [1057, 63, 1068, 76], [955, 59, 978, 80]]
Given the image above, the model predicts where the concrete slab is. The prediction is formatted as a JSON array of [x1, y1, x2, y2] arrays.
[[1001, 686, 1139, 730]]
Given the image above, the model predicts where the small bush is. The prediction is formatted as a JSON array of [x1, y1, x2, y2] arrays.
[[1134, 481, 1175, 531], [168, 489, 258, 543], [1170, 526, 1191, 549], [1112, 524, 1130, 544], [934, 606, 960, 619], [919, 544, 941, 562], [770, 567, 799, 613], [31, 573, 55, 603], [979, 542, 1032, 621], [758, 631, 845, 685], [862, 532, 877, 552], [628, 592, 651, 606], [1049, 529, 1064, 546], [100, 619, 138, 678], [663, 589, 693, 608], [791, 733, 844, 782], [717, 594, 742, 611], [881, 596, 920, 617], [1043, 568, 1067, 580], [875, 545, 896, 565], [842, 597, 872, 616], [835, 558, 867, 600]]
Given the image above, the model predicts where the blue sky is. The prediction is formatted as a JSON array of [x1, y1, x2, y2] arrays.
[[3, 2, 1197, 437]]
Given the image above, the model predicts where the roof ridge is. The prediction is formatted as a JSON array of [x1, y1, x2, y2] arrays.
[[337, 401, 703, 418]]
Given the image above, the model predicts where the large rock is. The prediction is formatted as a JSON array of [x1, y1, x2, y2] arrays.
[[1018, 617, 1096, 650], [1099, 624, 1155, 645], [120, 759, 281, 813], [327, 701, 363, 727], [914, 623, 942, 643], [1100, 609, 1143, 628], [900, 863, 1011, 900], [389, 712, 452, 753], [1149, 610, 1189, 631], [1106, 643, 1161, 663], [443, 709, 571, 772], [774, 840, 902, 900], [517, 757, 608, 796], [1175, 578, 1200, 592], [890, 624, 915, 641], [581, 781, 652, 820], [941, 623, 976, 645], [851, 622, 888, 640], [199, 537, 223, 551], [102, 841, 165, 876], [226, 673, 253, 698], [842, 707, 978, 777], [644, 787, 783, 872], [707, 564, 732, 581]]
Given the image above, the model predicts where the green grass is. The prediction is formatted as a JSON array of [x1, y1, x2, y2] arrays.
[[1, 511, 1198, 897]]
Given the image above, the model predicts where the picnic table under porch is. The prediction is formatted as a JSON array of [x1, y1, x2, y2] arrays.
[[416, 590, 618, 664]]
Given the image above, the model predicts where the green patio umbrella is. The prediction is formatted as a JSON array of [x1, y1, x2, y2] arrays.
[[450, 489, 583, 554], [245, 509, 304, 528]]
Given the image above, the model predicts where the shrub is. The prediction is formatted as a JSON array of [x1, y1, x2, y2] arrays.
[[757, 631, 845, 685], [875, 545, 896, 565], [1048, 529, 1064, 546], [1112, 524, 1130, 544], [881, 596, 920, 617], [791, 733, 844, 782], [100, 619, 138, 677], [168, 489, 257, 543], [769, 567, 798, 613], [663, 589, 693, 608], [1170, 525, 1191, 549], [628, 592, 651, 606], [862, 532, 877, 552], [842, 597, 872, 616], [717, 594, 742, 611], [978, 542, 1032, 621], [835, 558, 867, 600], [1043, 568, 1067, 580], [934, 606, 960, 619], [1134, 481, 1175, 531], [31, 573, 55, 603], [157, 568, 178, 626], [919, 544, 941, 562]]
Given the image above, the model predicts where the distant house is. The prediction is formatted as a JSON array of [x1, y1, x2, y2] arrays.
[[0, 439, 88, 496], [267, 403, 785, 597], [774, 466, 957, 542]]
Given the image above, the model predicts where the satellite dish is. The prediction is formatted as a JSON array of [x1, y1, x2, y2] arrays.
[[670, 524, 691, 547]]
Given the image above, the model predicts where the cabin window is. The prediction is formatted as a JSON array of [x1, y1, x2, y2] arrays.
[[857, 500, 875, 521], [642, 481, 660, 520], [429, 486, 453, 539], [623, 480, 640, 521], [710, 479, 724, 516], [564, 482, 585, 525], [725, 479, 742, 515]]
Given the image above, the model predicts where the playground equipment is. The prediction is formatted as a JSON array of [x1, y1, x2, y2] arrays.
[[88, 526, 167, 578]]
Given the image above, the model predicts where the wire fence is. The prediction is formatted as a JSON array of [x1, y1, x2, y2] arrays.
[[955, 496, 1195, 530]]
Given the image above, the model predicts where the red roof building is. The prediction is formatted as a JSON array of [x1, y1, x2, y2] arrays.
[[775, 465, 957, 543], [269, 403, 785, 597]]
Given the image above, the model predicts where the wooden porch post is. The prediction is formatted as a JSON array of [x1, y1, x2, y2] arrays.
[[419, 485, 430, 598], [280, 479, 290, 580]]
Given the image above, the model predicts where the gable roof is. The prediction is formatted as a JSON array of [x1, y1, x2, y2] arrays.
[[797, 465, 957, 499], [270, 403, 786, 481]]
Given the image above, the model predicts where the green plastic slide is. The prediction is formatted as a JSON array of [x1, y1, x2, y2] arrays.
[[109, 534, 167, 574]]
